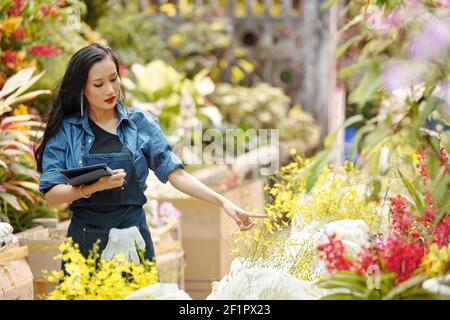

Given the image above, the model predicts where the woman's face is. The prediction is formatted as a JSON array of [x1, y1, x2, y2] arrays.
[[84, 56, 121, 112]]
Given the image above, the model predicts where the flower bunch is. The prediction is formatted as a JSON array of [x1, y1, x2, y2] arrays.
[[229, 223, 319, 282], [265, 153, 382, 231], [389, 194, 450, 247], [144, 200, 182, 229], [43, 238, 158, 300], [318, 234, 426, 286], [421, 243, 450, 277]]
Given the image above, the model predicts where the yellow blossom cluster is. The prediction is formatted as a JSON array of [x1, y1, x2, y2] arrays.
[[421, 244, 450, 277], [266, 152, 381, 231], [43, 238, 158, 300], [229, 217, 319, 282]]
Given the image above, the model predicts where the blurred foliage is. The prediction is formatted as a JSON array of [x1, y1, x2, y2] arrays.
[[122, 60, 220, 140], [96, 6, 255, 85], [0, 0, 106, 113], [209, 83, 321, 142], [0, 67, 57, 232], [307, 1, 449, 206], [81, 0, 109, 29]]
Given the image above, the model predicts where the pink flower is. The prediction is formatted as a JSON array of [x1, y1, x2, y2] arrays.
[[408, 17, 450, 62], [381, 59, 427, 92]]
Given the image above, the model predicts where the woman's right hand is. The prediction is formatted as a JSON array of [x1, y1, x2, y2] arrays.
[[95, 169, 126, 191]]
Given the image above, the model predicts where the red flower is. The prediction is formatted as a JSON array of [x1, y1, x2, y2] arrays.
[[2, 50, 19, 69], [28, 44, 61, 57], [417, 147, 429, 182], [14, 27, 24, 41], [7, 0, 25, 16], [40, 6, 59, 17], [377, 237, 425, 285], [118, 64, 128, 77], [389, 195, 412, 237], [317, 234, 354, 274], [435, 217, 450, 248], [354, 247, 379, 275], [438, 147, 449, 176]]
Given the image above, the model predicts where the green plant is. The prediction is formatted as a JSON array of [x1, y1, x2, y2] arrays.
[[96, 7, 255, 84], [209, 82, 321, 142], [0, 67, 49, 229]]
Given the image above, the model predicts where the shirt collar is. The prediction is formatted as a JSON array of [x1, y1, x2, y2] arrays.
[[65, 102, 129, 129]]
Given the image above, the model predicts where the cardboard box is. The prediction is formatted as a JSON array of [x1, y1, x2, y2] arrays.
[[0, 243, 34, 300], [150, 217, 183, 255], [15, 222, 69, 299], [156, 178, 266, 299], [156, 250, 185, 290]]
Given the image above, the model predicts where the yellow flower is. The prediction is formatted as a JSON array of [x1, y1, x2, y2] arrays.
[[13, 104, 29, 116], [422, 244, 450, 277], [1, 16, 22, 37], [43, 238, 158, 300]]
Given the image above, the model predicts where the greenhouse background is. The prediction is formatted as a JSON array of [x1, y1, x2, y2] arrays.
[[0, 0, 448, 301]]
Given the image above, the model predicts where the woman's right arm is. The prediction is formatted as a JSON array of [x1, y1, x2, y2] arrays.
[[44, 169, 126, 206]]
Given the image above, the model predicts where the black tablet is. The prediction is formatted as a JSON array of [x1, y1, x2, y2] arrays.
[[60, 163, 113, 186]]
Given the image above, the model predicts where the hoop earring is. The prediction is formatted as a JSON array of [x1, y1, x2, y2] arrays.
[[80, 93, 84, 117]]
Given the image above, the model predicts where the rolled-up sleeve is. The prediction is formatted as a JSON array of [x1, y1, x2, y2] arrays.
[[140, 112, 185, 183], [38, 129, 68, 194]]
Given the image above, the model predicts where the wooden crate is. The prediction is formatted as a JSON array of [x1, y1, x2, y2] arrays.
[[157, 178, 266, 300], [0, 243, 34, 300]]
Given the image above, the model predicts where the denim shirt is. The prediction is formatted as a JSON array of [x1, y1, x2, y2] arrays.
[[38, 102, 184, 194]]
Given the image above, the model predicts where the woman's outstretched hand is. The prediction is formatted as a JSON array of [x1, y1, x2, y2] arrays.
[[222, 199, 268, 231]]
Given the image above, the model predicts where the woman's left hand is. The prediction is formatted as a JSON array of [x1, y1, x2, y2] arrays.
[[222, 199, 268, 231]]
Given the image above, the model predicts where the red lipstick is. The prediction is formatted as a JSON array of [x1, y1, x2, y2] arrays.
[[104, 95, 116, 104]]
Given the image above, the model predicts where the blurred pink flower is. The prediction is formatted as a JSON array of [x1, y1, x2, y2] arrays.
[[381, 59, 428, 92], [408, 17, 450, 62]]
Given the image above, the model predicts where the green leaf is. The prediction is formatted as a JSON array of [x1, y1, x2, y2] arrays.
[[397, 169, 425, 211], [305, 148, 338, 192], [339, 59, 372, 79], [319, 279, 368, 294], [348, 62, 381, 109], [0, 192, 23, 211], [324, 115, 364, 148], [338, 15, 364, 35], [321, 293, 364, 300], [350, 124, 375, 163], [383, 275, 428, 300], [320, 0, 344, 11], [336, 34, 365, 58]]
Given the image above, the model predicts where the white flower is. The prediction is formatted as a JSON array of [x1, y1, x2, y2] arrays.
[[207, 259, 321, 300], [125, 283, 192, 300]]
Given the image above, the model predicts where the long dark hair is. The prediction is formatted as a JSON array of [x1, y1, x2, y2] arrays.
[[34, 43, 124, 173]]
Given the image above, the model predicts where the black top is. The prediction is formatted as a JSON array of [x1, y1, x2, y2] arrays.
[[88, 118, 122, 154]]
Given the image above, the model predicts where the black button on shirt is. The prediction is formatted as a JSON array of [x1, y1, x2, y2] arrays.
[[88, 118, 123, 154]]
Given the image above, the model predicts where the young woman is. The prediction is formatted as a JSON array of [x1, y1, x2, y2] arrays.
[[34, 43, 266, 264]]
